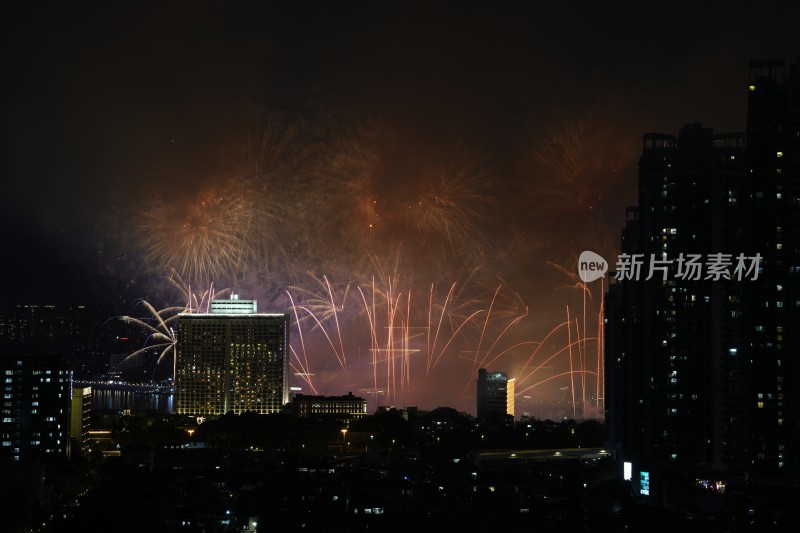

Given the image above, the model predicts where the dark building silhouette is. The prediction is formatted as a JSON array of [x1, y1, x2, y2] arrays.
[[607, 56, 800, 501], [745, 56, 800, 476], [290, 392, 368, 423], [0, 304, 108, 349], [0, 304, 125, 380], [604, 208, 640, 472], [476, 368, 511, 423], [606, 123, 747, 500], [1, 355, 72, 462]]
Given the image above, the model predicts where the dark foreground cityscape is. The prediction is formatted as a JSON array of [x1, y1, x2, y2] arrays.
[[3, 4, 800, 532]]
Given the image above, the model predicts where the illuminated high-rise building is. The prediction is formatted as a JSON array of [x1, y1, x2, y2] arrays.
[[506, 377, 515, 418], [70, 386, 91, 458], [175, 296, 289, 417]]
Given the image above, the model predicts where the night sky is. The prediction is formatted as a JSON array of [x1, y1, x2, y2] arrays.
[[1, 2, 798, 410]]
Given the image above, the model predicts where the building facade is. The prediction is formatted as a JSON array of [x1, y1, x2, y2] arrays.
[[745, 56, 800, 476], [607, 56, 800, 498], [1, 355, 72, 462], [476, 368, 510, 422], [606, 124, 747, 498], [290, 393, 368, 423], [175, 299, 289, 417], [506, 377, 515, 419], [70, 386, 91, 457]]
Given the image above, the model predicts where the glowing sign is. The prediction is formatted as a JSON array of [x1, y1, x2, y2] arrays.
[[640, 471, 650, 496], [623, 461, 632, 481]]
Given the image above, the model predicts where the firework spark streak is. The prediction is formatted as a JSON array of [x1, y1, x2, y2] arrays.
[[112, 300, 182, 380], [284, 270, 531, 408], [111, 272, 236, 380], [121, 112, 622, 415], [120, 270, 606, 416], [510, 299, 604, 417], [166, 269, 230, 313]]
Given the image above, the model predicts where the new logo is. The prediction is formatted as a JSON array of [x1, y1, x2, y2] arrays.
[[578, 251, 608, 283]]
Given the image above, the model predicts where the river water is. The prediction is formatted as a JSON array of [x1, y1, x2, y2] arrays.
[[91, 388, 174, 413]]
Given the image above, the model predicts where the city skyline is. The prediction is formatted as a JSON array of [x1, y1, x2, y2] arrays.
[[4, 5, 800, 530], [1, 3, 798, 412]]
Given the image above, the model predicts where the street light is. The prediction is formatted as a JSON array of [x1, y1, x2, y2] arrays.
[[341, 428, 348, 443]]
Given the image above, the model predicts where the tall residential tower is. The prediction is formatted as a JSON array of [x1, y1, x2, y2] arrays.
[[607, 56, 800, 501], [606, 124, 747, 500], [745, 56, 800, 475]]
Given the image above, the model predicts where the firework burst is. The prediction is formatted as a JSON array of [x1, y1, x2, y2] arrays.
[[312, 118, 495, 281], [514, 119, 635, 270], [112, 271, 233, 379], [113, 300, 183, 380], [133, 113, 318, 291], [137, 177, 266, 287], [120, 110, 615, 416]]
